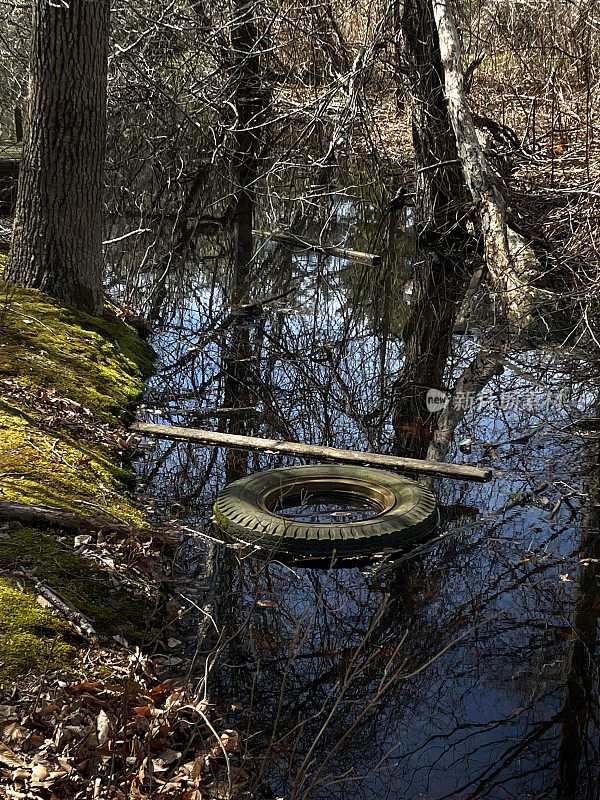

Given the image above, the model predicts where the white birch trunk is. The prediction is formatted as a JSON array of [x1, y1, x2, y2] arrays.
[[431, 0, 543, 323]]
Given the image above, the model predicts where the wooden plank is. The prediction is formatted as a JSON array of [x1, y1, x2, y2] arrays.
[[254, 229, 381, 266], [131, 421, 492, 482]]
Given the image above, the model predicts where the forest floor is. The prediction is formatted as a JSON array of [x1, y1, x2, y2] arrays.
[[0, 278, 248, 800]]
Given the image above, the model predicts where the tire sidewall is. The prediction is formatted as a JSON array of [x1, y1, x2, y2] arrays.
[[214, 465, 439, 558]]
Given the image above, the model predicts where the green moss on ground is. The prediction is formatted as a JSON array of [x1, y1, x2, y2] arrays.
[[0, 528, 158, 644], [0, 283, 153, 423], [0, 278, 159, 686], [0, 579, 76, 680], [0, 402, 147, 525]]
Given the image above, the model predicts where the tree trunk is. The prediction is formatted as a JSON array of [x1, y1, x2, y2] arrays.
[[392, 0, 470, 456], [431, 0, 543, 323], [397, 0, 465, 236], [426, 333, 507, 464], [392, 248, 469, 457], [230, 0, 266, 305], [4, 0, 110, 316]]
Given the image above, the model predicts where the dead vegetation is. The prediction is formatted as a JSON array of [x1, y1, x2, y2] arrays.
[[0, 651, 250, 800]]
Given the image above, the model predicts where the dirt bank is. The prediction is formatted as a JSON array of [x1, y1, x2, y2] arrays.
[[0, 275, 162, 685]]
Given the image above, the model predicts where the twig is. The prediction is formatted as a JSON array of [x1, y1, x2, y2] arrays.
[[4, 570, 99, 643], [102, 228, 152, 245]]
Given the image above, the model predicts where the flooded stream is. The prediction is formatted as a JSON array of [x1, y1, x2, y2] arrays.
[[108, 181, 600, 799]]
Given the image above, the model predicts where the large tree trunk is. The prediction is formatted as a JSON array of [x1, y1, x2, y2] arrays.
[[397, 0, 465, 236], [230, 0, 266, 305], [392, 0, 469, 455], [4, 0, 110, 316]]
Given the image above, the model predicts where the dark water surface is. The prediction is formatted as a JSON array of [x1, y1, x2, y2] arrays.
[[109, 186, 599, 800]]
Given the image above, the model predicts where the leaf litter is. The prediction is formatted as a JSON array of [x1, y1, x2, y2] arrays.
[[0, 649, 250, 800]]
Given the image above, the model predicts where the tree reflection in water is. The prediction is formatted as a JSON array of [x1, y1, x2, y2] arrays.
[[108, 179, 599, 800]]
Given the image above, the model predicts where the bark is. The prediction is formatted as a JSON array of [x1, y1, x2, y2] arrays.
[[431, 0, 543, 322], [5, 0, 110, 316], [392, 0, 470, 455], [131, 421, 493, 481]]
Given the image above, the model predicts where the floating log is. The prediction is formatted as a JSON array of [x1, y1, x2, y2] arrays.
[[131, 421, 492, 482], [254, 229, 381, 266]]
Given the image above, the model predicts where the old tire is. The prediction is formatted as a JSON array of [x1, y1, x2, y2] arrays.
[[213, 464, 439, 559]]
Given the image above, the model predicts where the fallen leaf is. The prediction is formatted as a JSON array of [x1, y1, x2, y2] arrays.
[[31, 763, 48, 784], [149, 682, 174, 703], [0, 721, 28, 746], [155, 748, 181, 766], [97, 709, 110, 746], [68, 680, 105, 695], [219, 729, 240, 753], [0, 743, 27, 768]]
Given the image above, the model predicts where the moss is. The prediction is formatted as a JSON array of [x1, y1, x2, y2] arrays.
[[0, 528, 160, 646], [0, 284, 154, 423], [0, 402, 148, 526], [0, 281, 160, 685], [0, 579, 76, 681]]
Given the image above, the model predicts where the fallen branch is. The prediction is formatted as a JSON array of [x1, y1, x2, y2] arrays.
[[3, 569, 99, 643], [254, 229, 381, 266], [0, 500, 177, 542], [131, 421, 493, 482], [31, 577, 99, 643], [102, 228, 152, 245], [146, 405, 258, 419]]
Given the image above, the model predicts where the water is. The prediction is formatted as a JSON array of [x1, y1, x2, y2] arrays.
[[270, 493, 381, 524], [109, 185, 600, 799]]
